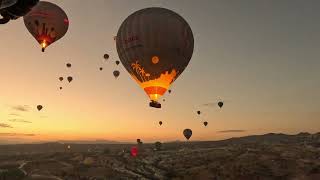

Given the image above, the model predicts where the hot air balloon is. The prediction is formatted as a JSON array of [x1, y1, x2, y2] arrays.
[[113, 70, 120, 78], [197, 110, 201, 115], [218, 101, 224, 108], [203, 121, 208, 126], [103, 54, 109, 60], [59, 77, 63, 81], [66, 63, 72, 68], [23, 1, 69, 52], [183, 129, 192, 140], [36, 105, 43, 111], [0, 0, 38, 24], [116, 7, 194, 108], [131, 146, 138, 157], [159, 121, 162, 126], [67, 76, 73, 83], [99, 67, 103, 71], [168, 89, 172, 94], [115, 60, 120, 65], [59, 86, 62, 90]]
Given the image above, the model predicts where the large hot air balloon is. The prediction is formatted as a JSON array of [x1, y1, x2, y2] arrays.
[[116, 7, 194, 108], [23, 1, 69, 52], [183, 128, 192, 140], [0, 0, 38, 24], [36, 105, 43, 111]]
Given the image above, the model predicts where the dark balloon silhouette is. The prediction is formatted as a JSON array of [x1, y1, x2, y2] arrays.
[[0, 0, 38, 24], [66, 63, 71, 68], [197, 110, 201, 115], [163, 99, 165, 102], [218, 101, 224, 108], [36, 105, 43, 111], [131, 146, 138, 157], [113, 70, 120, 78], [115, 60, 120, 65], [103, 54, 109, 60], [203, 121, 208, 126], [67, 76, 73, 83], [59, 77, 63, 81], [159, 121, 162, 126], [183, 129, 192, 140], [99, 67, 103, 71], [168, 89, 172, 94], [116, 7, 194, 108], [23, 1, 69, 52], [59, 87, 62, 90]]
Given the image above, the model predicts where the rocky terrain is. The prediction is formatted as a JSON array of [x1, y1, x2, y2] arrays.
[[0, 132, 320, 180]]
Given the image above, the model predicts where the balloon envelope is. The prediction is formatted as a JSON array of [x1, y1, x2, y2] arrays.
[[131, 146, 138, 157], [0, 0, 18, 9], [23, 1, 69, 52], [37, 105, 43, 111], [116, 7, 194, 103], [113, 70, 120, 78], [218, 101, 224, 108], [183, 129, 192, 140], [67, 76, 73, 82]]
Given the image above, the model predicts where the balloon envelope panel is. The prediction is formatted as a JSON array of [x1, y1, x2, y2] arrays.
[[116, 7, 194, 102], [23, 1, 68, 50]]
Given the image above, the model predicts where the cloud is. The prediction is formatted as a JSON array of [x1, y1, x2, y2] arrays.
[[9, 113, 21, 117], [0, 133, 36, 136], [12, 105, 30, 112], [217, 130, 246, 133], [0, 123, 13, 128], [8, 119, 32, 123]]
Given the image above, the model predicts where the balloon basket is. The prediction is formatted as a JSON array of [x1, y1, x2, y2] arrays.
[[149, 101, 161, 108]]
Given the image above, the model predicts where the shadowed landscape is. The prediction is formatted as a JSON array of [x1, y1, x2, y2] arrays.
[[1, 132, 320, 180]]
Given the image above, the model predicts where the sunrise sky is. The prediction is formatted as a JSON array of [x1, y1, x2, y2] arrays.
[[0, 0, 319, 144]]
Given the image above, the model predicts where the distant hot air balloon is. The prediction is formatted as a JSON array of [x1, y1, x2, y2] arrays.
[[103, 54, 109, 60], [36, 105, 43, 111], [115, 60, 120, 65], [203, 121, 208, 126], [218, 101, 224, 108], [183, 129, 192, 140], [23, 1, 69, 52], [59, 77, 63, 81], [116, 7, 194, 108], [67, 76, 73, 83], [99, 67, 103, 71], [113, 70, 120, 78], [131, 146, 138, 157], [159, 121, 162, 126], [0, 0, 38, 24], [59, 86, 62, 90], [66, 63, 71, 68], [197, 110, 201, 115], [168, 89, 172, 94]]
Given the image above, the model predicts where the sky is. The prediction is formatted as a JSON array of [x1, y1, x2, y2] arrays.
[[0, 0, 319, 143]]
